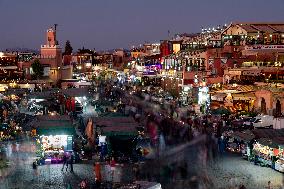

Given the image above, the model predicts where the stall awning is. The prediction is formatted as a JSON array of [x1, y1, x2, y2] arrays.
[[95, 116, 138, 136], [35, 115, 75, 136], [37, 126, 75, 136], [252, 129, 284, 139], [211, 93, 227, 101], [231, 130, 255, 142], [237, 85, 255, 92], [272, 137, 284, 147], [232, 93, 256, 101], [257, 138, 278, 148], [101, 128, 137, 137]]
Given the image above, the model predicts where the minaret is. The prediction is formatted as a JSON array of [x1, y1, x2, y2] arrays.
[[46, 27, 56, 46], [41, 25, 62, 67]]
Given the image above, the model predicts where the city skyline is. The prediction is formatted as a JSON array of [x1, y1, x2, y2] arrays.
[[0, 0, 284, 51]]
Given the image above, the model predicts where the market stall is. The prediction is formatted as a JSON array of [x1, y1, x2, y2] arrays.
[[253, 138, 278, 167], [273, 137, 284, 172], [35, 115, 75, 164], [275, 157, 284, 173], [94, 116, 138, 159], [230, 130, 255, 160]]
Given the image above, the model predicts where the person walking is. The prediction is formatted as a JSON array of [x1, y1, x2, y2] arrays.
[[133, 163, 140, 181], [32, 161, 38, 182], [179, 161, 188, 187], [69, 153, 74, 173], [93, 162, 102, 181], [93, 162, 102, 187], [110, 157, 116, 182], [267, 181, 271, 189], [79, 179, 88, 189], [62, 153, 68, 171]]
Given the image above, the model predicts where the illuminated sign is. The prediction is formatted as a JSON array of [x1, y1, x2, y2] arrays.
[[245, 45, 284, 51], [173, 44, 181, 53], [228, 70, 242, 75]]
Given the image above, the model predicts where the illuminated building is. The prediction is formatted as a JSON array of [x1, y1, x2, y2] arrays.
[[0, 52, 21, 80], [22, 26, 72, 84]]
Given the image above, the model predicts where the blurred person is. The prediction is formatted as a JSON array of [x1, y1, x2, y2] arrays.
[[267, 181, 271, 189], [105, 159, 112, 182], [211, 133, 218, 159], [218, 136, 226, 155], [32, 161, 38, 181], [132, 163, 140, 181], [179, 161, 188, 187], [69, 153, 74, 173], [93, 162, 102, 183], [79, 179, 88, 189], [62, 153, 68, 171], [110, 157, 116, 182], [198, 144, 208, 169]]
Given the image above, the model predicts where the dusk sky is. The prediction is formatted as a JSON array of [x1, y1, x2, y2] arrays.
[[0, 0, 284, 51]]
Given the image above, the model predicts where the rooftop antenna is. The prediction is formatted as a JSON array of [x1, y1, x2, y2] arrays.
[[54, 24, 58, 45]]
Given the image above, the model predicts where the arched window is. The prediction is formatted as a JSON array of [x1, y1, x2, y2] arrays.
[[276, 100, 281, 117], [261, 98, 267, 114]]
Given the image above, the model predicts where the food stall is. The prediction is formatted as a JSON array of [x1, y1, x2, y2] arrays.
[[35, 115, 75, 164], [94, 116, 138, 159], [275, 158, 284, 173], [230, 130, 255, 160], [253, 138, 278, 167], [273, 137, 284, 172]]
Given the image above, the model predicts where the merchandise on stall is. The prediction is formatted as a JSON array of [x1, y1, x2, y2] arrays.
[[226, 137, 240, 153], [35, 115, 75, 164], [230, 130, 255, 159], [273, 139, 284, 172], [253, 138, 277, 167], [39, 135, 73, 163], [275, 158, 284, 173]]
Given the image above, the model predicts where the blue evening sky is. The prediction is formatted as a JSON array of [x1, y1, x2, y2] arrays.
[[0, 0, 283, 51]]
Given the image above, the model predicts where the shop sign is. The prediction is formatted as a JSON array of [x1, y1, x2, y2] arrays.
[[67, 136, 73, 151], [232, 96, 254, 101], [242, 70, 261, 76], [228, 70, 242, 75], [245, 45, 284, 51]]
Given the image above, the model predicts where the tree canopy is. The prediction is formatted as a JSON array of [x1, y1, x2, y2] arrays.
[[64, 40, 73, 55], [31, 59, 44, 79]]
